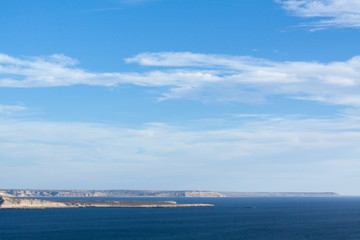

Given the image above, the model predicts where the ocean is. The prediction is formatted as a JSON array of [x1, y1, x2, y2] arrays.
[[1, 197, 360, 240]]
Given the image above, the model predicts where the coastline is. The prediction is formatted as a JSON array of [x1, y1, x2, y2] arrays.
[[0, 189, 341, 198], [0, 195, 214, 209]]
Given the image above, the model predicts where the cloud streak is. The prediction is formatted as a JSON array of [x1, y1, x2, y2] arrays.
[[277, 0, 360, 28], [2, 52, 360, 106], [0, 104, 26, 114], [1, 113, 360, 192]]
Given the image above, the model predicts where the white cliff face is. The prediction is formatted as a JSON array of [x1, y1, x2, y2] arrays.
[[1, 189, 340, 198], [0, 196, 68, 209], [184, 191, 226, 197], [0, 191, 13, 197], [0, 196, 214, 209], [0, 189, 226, 198]]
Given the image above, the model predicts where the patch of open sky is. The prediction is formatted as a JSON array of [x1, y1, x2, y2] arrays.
[[1, 0, 359, 72]]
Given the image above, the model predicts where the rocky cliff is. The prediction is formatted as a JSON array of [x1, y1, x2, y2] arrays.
[[0, 196, 68, 209], [0, 195, 214, 209], [0, 189, 225, 198], [0, 189, 340, 198]]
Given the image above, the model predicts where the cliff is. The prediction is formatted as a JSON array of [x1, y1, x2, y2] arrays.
[[0, 189, 225, 198], [0, 195, 214, 209], [0, 189, 340, 198], [0, 195, 68, 209]]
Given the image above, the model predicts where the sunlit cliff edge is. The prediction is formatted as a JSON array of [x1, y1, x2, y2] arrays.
[[0, 195, 213, 209], [0, 189, 340, 198]]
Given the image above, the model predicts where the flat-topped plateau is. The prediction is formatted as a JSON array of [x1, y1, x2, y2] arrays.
[[0, 195, 214, 209]]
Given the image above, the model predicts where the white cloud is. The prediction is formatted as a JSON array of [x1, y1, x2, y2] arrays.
[[128, 52, 360, 105], [0, 104, 26, 114], [2, 52, 360, 106], [1, 114, 360, 192], [277, 0, 360, 28], [0, 53, 219, 88]]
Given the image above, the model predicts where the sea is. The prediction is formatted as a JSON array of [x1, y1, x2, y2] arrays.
[[1, 197, 360, 240]]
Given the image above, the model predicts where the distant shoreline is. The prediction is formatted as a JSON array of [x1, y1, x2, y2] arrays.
[[0, 189, 340, 198], [0, 195, 214, 209]]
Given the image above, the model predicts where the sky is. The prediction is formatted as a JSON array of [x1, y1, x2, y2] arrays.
[[1, 0, 360, 195]]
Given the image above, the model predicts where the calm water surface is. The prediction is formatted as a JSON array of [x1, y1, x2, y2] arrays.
[[1, 197, 360, 240]]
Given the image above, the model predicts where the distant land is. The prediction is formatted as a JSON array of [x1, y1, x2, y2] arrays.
[[0, 195, 213, 209], [0, 189, 340, 198]]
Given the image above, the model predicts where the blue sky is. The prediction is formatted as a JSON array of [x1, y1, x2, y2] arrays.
[[1, 0, 360, 195]]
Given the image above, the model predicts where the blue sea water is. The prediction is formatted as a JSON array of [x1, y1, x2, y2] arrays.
[[1, 197, 360, 240]]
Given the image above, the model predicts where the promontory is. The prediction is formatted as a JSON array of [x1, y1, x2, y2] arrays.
[[0, 195, 214, 209]]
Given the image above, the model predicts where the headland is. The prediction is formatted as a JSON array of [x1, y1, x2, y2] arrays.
[[0, 195, 214, 209], [0, 189, 340, 198]]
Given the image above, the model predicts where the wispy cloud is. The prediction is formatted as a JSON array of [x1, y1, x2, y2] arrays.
[[0, 104, 26, 115], [2, 52, 360, 106], [277, 0, 360, 28], [1, 114, 360, 192]]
